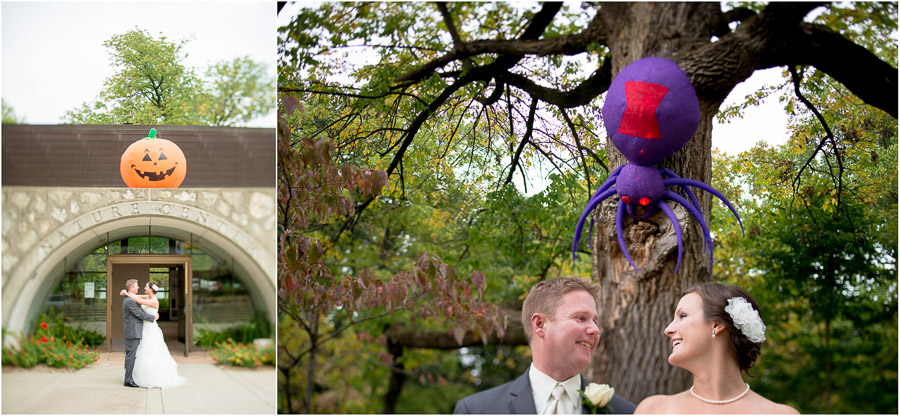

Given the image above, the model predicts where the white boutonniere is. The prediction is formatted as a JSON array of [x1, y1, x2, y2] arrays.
[[579, 383, 615, 414]]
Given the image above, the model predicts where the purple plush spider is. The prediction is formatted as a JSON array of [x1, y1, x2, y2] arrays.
[[572, 57, 743, 274]]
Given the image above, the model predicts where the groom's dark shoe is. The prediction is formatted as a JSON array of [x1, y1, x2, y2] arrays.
[[124, 382, 140, 388]]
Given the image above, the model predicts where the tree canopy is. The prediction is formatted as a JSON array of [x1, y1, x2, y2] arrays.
[[2, 98, 25, 124], [64, 28, 274, 126]]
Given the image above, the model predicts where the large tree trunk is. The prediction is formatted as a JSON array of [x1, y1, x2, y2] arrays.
[[588, 3, 728, 402]]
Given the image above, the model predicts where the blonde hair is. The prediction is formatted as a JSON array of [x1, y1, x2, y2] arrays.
[[521, 277, 599, 343], [125, 279, 139, 291]]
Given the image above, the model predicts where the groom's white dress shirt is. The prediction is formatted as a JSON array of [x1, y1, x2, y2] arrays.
[[529, 364, 581, 414]]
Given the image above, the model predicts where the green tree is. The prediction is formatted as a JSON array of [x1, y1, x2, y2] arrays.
[[63, 28, 273, 126], [712, 140, 897, 413], [709, 28, 898, 409], [64, 28, 202, 125], [276, 96, 507, 413], [2, 98, 25, 124], [280, 82, 608, 412], [201, 57, 275, 126]]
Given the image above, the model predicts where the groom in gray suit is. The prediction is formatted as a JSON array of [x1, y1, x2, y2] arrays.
[[122, 279, 158, 388], [454, 277, 636, 414]]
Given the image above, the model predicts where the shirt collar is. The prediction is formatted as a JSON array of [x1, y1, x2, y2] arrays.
[[529, 363, 582, 412]]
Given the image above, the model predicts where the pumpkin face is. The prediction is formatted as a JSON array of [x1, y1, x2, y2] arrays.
[[120, 132, 187, 188]]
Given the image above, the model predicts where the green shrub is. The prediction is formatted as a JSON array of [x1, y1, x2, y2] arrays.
[[194, 311, 273, 347], [208, 338, 274, 368], [37, 309, 105, 347], [2, 323, 100, 369]]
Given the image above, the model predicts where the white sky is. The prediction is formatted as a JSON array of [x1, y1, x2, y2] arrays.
[[712, 67, 790, 155], [2, 1, 276, 127]]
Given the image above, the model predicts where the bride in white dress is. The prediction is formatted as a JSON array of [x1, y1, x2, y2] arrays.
[[121, 281, 187, 388]]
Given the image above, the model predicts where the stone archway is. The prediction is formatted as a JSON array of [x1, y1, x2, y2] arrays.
[[2, 187, 276, 335]]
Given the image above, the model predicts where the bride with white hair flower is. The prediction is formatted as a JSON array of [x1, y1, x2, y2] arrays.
[[635, 282, 798, 414]]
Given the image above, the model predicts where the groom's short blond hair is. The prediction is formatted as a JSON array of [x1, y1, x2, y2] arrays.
[[521, 277, 599, 344], [125, 279, 139, 290]]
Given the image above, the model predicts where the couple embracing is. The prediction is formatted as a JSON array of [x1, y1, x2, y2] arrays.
[[455, 278, 798, 414], [120, 279, 186, 389]]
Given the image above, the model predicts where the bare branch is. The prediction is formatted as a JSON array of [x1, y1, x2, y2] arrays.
[[279, 86, 429, 107], [477, 80, 505, 105], [791, 22, 897, 118], [396, 2, 570, 84], [497, 56, 612, 108], [504, 98, 538, 187], [788, 66, 843, 210], [384, 71, 487, 177], [436, 2, 473, 73]]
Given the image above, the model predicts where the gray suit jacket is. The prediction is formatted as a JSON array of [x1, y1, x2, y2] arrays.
[[454, 369, 636, 414], [123, 297, 155, 339]]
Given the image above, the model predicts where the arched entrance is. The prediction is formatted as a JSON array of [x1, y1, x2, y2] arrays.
[[2, 193, 276, 349]]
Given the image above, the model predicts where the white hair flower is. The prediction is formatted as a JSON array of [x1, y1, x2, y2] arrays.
[[151, 284, 160, 292], [724, 297, 766, 343]]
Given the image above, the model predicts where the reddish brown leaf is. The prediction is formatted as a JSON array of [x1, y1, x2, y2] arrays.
[[470, 270, 486, 296], [452, 326, 466, 346]]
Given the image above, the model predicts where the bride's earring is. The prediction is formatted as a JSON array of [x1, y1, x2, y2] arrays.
[[712, 332, 716, 339]]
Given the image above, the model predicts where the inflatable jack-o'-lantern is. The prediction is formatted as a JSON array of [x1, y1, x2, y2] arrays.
[[120, 128, 187, 188]]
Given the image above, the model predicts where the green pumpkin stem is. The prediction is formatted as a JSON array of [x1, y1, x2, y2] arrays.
[[143, 128, 158, 140]]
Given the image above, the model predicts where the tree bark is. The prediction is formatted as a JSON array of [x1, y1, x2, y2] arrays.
[[304, 320, 318, 414], [383, 339, 407, 414], [386, 311, 528, 349], [590, 3, 733, 401]]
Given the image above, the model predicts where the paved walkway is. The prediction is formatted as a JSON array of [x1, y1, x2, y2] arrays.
[[2, 351, 276, 414]]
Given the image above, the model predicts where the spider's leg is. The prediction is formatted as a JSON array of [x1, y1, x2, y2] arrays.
[[660, 168, 702, 212], [665, 190, 714, 277], [641, 204, 656, 219], [587, 166, 623, 205], [584, 170, 623, 241], [664, 178, 745, 236], [625, 203, 636, 219], [656, 199, 683, 274], [616, 201, 642, 272], [572, 188, 618, 261]]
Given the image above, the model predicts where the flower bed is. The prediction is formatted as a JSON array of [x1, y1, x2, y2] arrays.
[[2, 322, 100, 370], [208, 338, 274, 368]]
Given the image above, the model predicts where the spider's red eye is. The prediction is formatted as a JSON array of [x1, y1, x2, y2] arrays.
[[621, 196, 632, 204], [639, 197, 650, 206]]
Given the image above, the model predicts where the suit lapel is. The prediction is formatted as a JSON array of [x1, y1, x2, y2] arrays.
[[508, 369, 538, 414]]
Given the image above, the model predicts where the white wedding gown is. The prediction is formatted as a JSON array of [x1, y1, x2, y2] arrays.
[[129, 304, 187, 388]]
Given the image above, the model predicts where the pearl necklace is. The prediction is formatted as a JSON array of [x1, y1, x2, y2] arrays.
[[690, 383, 750, 405]]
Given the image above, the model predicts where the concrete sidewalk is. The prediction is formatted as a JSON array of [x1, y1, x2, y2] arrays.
[[2, 352, 276, 414]]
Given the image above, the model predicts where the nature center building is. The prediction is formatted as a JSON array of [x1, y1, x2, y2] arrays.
[[2, 125, 276, 355]]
